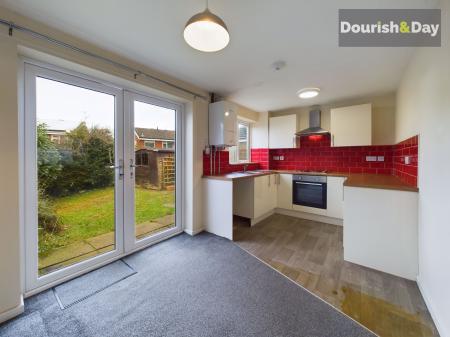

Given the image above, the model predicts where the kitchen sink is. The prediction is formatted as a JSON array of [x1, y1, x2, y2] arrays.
[[235, 170, 268, 175]]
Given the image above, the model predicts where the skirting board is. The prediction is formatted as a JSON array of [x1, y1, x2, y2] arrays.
[[0, 295, 24, 324], [250, 210, 275, 226], [417, 276, 446, 337], [275, 208, 343, 226], [184, 227, 205, 236]]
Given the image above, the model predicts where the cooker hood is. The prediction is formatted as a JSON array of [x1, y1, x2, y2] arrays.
[[295, 108, 329, 136]]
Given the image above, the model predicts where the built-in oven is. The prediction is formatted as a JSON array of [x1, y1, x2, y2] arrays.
[[292, 175, 327, 209]]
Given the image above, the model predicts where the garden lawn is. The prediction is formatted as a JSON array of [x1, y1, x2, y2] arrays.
[[39, 186, 175, 257]]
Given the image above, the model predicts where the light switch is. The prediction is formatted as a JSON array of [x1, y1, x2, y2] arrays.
[[405, 156, 411, 165], [280, 156, 284, 161], [377, 156, 385, 162]]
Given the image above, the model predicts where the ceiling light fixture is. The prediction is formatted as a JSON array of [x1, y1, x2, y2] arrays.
[[183, 0, 230, 52], [297, 88, 320, 99]]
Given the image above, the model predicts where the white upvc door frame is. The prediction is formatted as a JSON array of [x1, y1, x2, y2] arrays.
[[123, 90, 183, 252], [23, 59, 184, 294], [23, 62, 125, 292]]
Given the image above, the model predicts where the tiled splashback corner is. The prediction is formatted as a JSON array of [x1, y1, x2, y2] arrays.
[[393, 135, 419, 187], [251, 148, 269, 170], [203, 150, 260, 175], [202, 134, 418, 187]]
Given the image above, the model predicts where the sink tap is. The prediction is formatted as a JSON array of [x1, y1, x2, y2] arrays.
[[243, 164, 249, 172]]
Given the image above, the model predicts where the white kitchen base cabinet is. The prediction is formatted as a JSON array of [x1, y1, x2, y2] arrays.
[[277, 174, 292, 209], [343, 186, 418, 280], [203, 179, 233, 240], [234, 174, 278, 225], [326, 176, 345, 219]]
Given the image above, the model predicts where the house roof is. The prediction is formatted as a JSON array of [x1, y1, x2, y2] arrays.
[[135, 128, 175, 141]]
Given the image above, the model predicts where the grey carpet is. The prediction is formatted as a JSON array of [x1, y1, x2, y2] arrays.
[[54, 259, 136, 309], [0, 233, 375, 337], [0, 311, 48, 337]]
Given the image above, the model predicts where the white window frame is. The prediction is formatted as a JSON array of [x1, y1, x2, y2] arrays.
[[229, 120, 251, 164]]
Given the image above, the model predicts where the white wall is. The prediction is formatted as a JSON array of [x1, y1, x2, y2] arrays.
[[0, 34, 22, 321], [396, 1, 450, 335]]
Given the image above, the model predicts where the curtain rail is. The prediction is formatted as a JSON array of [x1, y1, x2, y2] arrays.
[[0, 18, 209, 101]]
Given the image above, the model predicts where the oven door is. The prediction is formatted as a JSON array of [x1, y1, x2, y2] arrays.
[[293, 181, 327, 209]]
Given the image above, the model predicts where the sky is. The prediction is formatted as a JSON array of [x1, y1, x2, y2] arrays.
[[36, 77, 176, 133]]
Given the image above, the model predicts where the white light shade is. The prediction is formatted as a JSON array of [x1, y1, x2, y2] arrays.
[[298, 88, 320, 99], [184, 9, 230, 52]]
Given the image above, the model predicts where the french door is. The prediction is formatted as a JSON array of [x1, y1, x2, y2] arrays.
[[24, 62, 182, 292]]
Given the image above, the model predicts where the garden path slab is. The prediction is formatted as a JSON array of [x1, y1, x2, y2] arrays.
[[85, 232, 114, 250], [39, 241, 95, 271]]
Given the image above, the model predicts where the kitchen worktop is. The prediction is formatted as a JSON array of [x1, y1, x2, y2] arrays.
[[343, 173, 419, 192], [203, 170, 418, 192]]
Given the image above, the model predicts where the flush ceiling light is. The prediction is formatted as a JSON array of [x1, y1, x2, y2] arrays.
[[184, 1, 230, 52], [297, 88, 320, 99]]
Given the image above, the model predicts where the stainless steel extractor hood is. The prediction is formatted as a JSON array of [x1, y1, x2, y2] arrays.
[[295, 108, 329, 136]]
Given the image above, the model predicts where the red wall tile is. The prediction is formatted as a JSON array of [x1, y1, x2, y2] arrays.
[[202, 134, 419, 188], [392, 135, 419, 187], [203, 149, 261, 175], [269, 134, 394, 175]]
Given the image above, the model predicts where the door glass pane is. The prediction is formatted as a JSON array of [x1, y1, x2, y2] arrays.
[[134, 101, 176, 240], [36, 77, 116, 276]]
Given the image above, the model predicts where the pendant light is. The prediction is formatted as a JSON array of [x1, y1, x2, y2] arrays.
[[183, 0, 230, 52]]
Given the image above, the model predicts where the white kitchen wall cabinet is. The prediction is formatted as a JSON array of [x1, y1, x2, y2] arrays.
[[269, 114, 297, 148], [330, 103, 372, 147], [277, 174, 292, 209], [209, 101, 238, 146]]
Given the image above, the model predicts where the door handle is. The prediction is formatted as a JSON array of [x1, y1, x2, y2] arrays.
[[295, 181, 322, 186], [107, 159, 124, 179]]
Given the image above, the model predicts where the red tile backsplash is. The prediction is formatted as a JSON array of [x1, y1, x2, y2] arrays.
[[251, 148, 270, 170], [203, 150, 261, 175], [393, 135, 419, 187], [202, 134, 419, 188], [269, 134, 394, 175]]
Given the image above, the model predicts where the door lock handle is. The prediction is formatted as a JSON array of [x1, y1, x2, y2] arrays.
[[107, 159, 124, 179]]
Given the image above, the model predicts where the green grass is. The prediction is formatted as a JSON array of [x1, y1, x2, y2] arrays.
[[38, 186, 175, 257]]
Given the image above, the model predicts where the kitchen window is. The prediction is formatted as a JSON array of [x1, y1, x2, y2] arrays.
[[229, 120, 250, 163]]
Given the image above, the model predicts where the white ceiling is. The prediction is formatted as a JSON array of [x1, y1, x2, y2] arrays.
[[0, 0, 438, 111]]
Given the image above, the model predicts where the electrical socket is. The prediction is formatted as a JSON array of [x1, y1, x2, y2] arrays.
[[377, 156, 385, 162], [366, 156, 377, 162]]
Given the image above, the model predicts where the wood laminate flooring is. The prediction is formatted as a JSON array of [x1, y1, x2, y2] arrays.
[[233, 214, 439, 337]]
